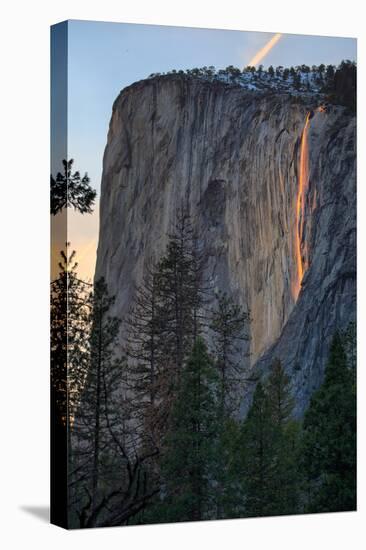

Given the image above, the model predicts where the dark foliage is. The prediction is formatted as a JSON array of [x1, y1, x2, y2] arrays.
[[51, 159, 96, 215], [153, 337, 220, 522], [301, 332, 356, 513], [238, 360, 301, 517], [333, 61, 356, 112], [70, 278, 158, 528], [210, 292, 250, 416], [51, 244, 92, 429], [61, 193, 356, 525]]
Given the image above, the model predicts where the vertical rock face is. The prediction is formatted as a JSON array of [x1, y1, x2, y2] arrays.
[[252, 106, 356, 415], [96, 75, 356, 415]]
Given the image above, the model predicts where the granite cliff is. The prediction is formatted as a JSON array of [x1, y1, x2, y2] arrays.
[[95, 74, 356, 416]]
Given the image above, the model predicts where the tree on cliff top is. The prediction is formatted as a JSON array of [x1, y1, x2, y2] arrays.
[[51, 158, 96, 215]]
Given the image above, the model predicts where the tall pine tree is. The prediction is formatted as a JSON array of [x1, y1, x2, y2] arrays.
[[239, 382, 276, 517], [210, 292, 250, 416], [70, 278, 158, 527], [70, 278, 125, 525], [265, 359, 300, 515], [51, 244, 92, 433], [301, 332, 356, 513], [157, 207, 205, 384], [237, 361, 300, 518], [158, 337, 219, 522], [124, 263, 167, 447]]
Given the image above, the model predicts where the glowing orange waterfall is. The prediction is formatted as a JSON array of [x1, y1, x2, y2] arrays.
[[293, 112, 311, 300]]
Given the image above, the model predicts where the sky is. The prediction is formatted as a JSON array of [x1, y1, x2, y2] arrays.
[[60, 20, 356, 281]]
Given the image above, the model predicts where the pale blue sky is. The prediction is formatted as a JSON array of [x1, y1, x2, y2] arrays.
[[67, 20, 356, 192]]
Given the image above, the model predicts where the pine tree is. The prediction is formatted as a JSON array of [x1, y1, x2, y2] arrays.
[[236, 363, 300, 519], [266, 358, 294, 428], [51, 244, 92, 431], [88, 279, 122, 514], [121, 208, 210, 525], [325, 64, 335, 91], [265, 359, 300, 515], [70, 277, 159, 527], [157, 207, 206, 385], [294, 72, 302, 90], [70, 278, 124, 523], [51, 158, 96, 215], [318, 63, 325, 77], [125, 208, 207, 445], [333, 61, 356, 112], [239, 382, 275, 517], [210, 292, 250, 416], [212, 416, 243, 519], [276, 66, 283, 78], [158, 337, 219, 522], [124, 263, 166, 445], [208, 293, 250, 519], [51, 244, 93, 526], [301, 332, 356, 513]]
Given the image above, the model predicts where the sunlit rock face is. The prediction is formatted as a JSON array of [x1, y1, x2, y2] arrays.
[[96, 74, 356, 416]]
